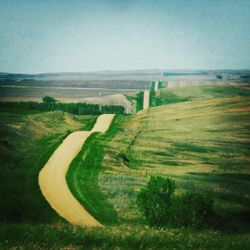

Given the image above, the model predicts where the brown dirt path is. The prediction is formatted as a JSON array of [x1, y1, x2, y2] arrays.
[[143, 90, 150, 110], [38, 114, 115, 227], [154, 81, 159, 91]]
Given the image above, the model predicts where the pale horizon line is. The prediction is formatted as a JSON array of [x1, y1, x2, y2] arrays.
[[1, 68, 250, 75]]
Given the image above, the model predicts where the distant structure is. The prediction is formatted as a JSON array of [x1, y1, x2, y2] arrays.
[[240, 75, 250, 79], [99, 88, 103, 96], [217, 74, 240, 80], [160, 71, 164, 79]]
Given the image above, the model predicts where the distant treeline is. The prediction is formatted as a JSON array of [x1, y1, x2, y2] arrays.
[[0, 101, 125, 115], [163, 72, 208, 76]]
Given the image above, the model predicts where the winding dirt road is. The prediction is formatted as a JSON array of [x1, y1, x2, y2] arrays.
[[143, 90, 150, 110], [38, 114, 114, 227], [154, 81, 159, 91]]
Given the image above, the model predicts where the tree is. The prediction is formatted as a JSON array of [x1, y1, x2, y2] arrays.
[[42, 96, 57, 103]]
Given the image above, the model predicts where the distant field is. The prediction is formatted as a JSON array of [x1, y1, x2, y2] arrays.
[[0, 85, 138, 103], [0, 70, 162, 81]]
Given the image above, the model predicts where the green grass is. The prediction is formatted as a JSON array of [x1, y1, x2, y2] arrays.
[[0, 107, 45, 114], [1, 223, 249, 250], [150, 89, 191, 107], [158, 80, 164, 89], [0, 110, 96, 223], [73, 115, 97, 130], [136, 91, 144, 111], [101, 84, 250, 233], [1, 83, 250, 249], [0, 133, 67, 223]]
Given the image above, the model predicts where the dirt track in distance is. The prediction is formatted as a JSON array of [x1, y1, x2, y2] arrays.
[[143, 90, 150, 110], [154, 81, 159, 91]]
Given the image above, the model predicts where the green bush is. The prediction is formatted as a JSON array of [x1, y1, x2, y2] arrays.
[[158, 81, 163, 88], [42, 96, 57, 103], [171, 192, 214, 228], [137, 176, 175, 227], [137, 176, 214, 228]]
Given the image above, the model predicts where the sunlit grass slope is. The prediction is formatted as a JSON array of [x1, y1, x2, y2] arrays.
[[101, 84, 250, 230]]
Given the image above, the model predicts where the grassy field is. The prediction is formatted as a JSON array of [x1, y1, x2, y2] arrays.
[[1, 223, 249, 249], [0, 85, 137, 103], [1, 83, 250, 249], [100, 84, 250, 231], [0, 109, 96, 223]]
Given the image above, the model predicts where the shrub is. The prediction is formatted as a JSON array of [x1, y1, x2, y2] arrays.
[[42, 96, 57, 103], [171, 192, 214, 228], [137, 176, 214, 228], [150, 81, 155, 91], [137, 176, 175, 227], [158, 81, 163, 88]]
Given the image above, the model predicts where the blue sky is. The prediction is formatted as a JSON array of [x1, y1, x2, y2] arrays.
[[0, 0, 250, 73]]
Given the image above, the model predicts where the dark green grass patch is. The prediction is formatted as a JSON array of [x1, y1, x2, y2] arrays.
[[187, 172, 250, 199], [0, 133, 67, 223], [204, 85, 250, 97], [73, 115, 97, 130], [136, 91, 144, 111], [177, 172, 250, 231], [158, 81, 164, 89], [0, 110, 96, 223], [150, 81, 155, 91], [171, 142, 215, 154], [1, 223, 250, 250], [150, 90, 191, 107], [162, 160, 183, 166]]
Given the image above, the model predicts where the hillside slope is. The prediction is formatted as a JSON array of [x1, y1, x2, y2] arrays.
[[101, 84, 250, 229]]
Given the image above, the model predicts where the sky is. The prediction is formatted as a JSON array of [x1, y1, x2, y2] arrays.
[[0, 0, 250, 73]]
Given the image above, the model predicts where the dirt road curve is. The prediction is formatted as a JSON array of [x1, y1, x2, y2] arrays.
[[38, 114, 115, 227], [143, 90, 150, 110], [154, 81, 159, 91]]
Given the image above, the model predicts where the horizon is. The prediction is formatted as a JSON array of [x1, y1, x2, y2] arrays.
[[1, 0, 250, 73], [1, 68, 250, 75]]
